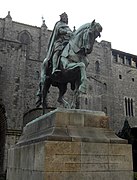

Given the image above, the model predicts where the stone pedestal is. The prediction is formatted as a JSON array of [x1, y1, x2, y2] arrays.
[[7, 109, 133, 180]]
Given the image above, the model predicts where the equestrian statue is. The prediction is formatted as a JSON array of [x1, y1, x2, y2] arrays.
[[36, 12, 102, 113]]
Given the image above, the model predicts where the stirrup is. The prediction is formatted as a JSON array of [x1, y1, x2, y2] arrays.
[[52, 69, 61, 74]]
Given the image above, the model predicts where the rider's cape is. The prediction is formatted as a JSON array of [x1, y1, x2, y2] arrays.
[[43, 21, 70, 64]]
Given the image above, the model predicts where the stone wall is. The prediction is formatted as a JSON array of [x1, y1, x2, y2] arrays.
[[0, 102, 6, 178], [0, 12, 137, 176], [0, 12, 50, 175], [0, 12, 137, 134], [0, 13, 50, 130], [1, 11, 137, 133], [111, 50, 137, 133]]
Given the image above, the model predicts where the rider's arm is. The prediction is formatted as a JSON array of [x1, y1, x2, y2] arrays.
[[59, 27, 72, 36]]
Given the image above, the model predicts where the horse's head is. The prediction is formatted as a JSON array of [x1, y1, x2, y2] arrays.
[[83, 20, 102, 54], [90, 19, 102, 38], [71, 20, 102, 55]]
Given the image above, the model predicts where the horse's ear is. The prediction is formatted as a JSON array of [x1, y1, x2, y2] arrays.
[[92, 19, 95, 24], [90, 19, 95, 28]]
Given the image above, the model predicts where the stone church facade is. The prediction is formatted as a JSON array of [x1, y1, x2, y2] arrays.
[[0, 12, 137, 177]]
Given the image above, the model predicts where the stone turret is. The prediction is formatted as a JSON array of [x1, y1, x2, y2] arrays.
[[39, 17, 49, 61], [4, 11, 13, 40]]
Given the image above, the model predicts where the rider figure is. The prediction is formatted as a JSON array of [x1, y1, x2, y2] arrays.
[[36, 12, 72, 107], [47, 12, 72, 74]]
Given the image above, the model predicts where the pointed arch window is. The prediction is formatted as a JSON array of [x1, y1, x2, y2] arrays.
[[18, 30, 32, 58], [95, 61, 100, 73], [18, 30, 31, 45]]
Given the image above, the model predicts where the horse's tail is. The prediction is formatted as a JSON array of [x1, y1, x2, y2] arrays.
[[41, 58, 52, 81], [36, 58, 51, 108]]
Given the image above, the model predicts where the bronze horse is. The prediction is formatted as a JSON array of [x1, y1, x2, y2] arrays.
[[36, 20, 102, 113]]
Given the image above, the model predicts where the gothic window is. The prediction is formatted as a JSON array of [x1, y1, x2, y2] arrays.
[[18, 30, 31, 45], [125, 98, 128, 116], [18, 31, 31, 58], [95, 61, 100, 73], [128, 98, 131, 116], [124, 97, 134, 117]]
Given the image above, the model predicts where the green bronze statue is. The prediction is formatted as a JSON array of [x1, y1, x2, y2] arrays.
[[36, 12, 102, 113], [49, 12, 72, 74]]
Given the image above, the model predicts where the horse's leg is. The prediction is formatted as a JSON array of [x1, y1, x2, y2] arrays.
[[67, 62, 87, 94], [58, 84, 70, 108], [78, 62, 87, 94], [70, 80, 80, 109], [75, 84, 80, 109]]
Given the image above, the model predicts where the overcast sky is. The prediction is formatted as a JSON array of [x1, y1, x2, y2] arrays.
[[0, 0, 137, 55]]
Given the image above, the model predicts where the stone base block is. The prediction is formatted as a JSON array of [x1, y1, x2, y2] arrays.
[[7, 109, 133, 180]]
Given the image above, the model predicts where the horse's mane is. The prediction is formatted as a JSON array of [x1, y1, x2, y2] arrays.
[[74, 23, 91, 35], [69, 22, 96, 54], [74, 20, 102, 37]]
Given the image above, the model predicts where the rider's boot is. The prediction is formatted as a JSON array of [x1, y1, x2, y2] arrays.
[[78, 63, 87, 94], [52, 51, 61, 74], [52, 67, 56, 74], [52, 68, 61, 74]]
